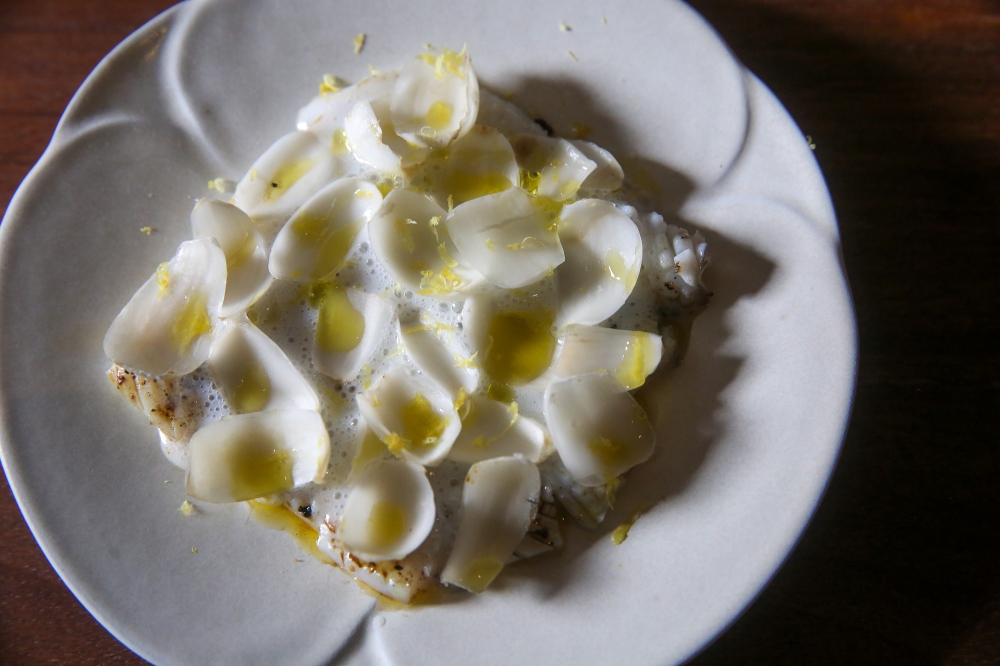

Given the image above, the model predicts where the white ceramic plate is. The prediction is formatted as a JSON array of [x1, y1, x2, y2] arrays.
[[0, 0, 855, 664]]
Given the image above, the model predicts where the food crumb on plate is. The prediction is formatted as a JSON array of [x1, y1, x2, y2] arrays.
[[354, 32, 366, 54], [207, 177, 228, 192], [319, 74, 344, 94]]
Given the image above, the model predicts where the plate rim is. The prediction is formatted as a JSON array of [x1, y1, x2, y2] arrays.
[[0, 1, 858, 664]]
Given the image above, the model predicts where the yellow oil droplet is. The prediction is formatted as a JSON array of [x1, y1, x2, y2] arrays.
[[604, 476, 620, 507], [588, 436, 629, 470], [291, 212, 326, 240], [558, 179, 582, 199], [331, 127, 348, 153], [398, 392, 447, 450], [614, 332, 654, 390], [226, 229, 257, 270], [170, 291, 212, 353], [612, 504, 648, 546], [395, 217, 417, 253], [247, 500, 333, 563], [320, 227, 362, 278], [290, 211, 362, 280], [350, 429, 388, 479], [155, 262, 170, 298], [226, 360, 271, 414], [605, 248, 640, 294], [351, 575, 455, 610], [367, 501, 406, 549], [228, 434, 294, 501], [424, 101, 453, 131], [316, 286, 365, 353], [605, 249, 628, 282], [486, 382, 516, 403], [483, 310, 556, 385], [457, 556, 505, 593], [443, 171, 512, 205], [518, 169, 541, 194], [246, 302, 281, 328], [263, 159, 315, 201], [307, 281, 330, 308], [317, 381, 347, 412], [459, 395, 481, 427], [532, 195, 568, 230]]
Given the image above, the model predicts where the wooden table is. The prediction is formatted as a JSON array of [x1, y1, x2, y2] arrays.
[[1, 0, 997, 663]]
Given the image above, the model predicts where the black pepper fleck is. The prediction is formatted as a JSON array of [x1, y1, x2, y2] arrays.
[[533, 117, 556, 137]]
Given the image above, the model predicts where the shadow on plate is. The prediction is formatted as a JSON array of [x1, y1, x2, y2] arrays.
[[680, 1, 1000, 664], [503, 224, 775, 600], [441, 75, 778, 599]]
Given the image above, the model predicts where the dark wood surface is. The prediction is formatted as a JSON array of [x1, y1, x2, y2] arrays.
[[1, 0, 997, 663]]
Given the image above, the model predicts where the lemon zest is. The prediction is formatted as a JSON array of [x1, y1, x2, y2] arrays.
[[418, 266, 462, 295], [453, 352, 479, 369], [505, 236, 543, 251], [320, 74, 345, 94], [453, 387, 468, 412], [470, 400, 520, 451], [384, 432, 405, 456], [417, 46, 466, 80], [155, 262, 170, 298]]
